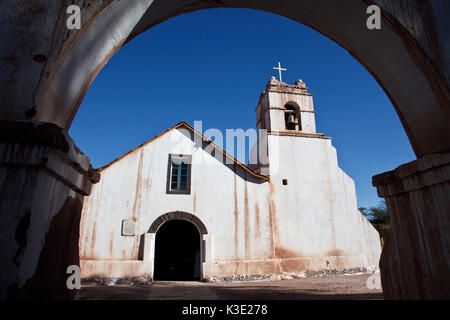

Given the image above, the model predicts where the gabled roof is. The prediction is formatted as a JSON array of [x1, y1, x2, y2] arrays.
[[99, 121, 269, 181]]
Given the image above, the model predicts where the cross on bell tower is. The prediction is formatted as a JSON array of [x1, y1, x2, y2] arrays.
[[273, 62, 287, 82]]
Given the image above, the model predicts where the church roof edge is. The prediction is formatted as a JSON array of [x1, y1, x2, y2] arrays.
[[98, 121, 269, 181]]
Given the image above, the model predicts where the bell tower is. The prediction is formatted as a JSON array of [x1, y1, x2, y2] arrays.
[[250, 76, 327, 175], [255, 76, 317, 134]]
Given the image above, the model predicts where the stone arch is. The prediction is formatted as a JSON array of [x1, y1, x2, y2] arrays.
[[0, 0, 448, 300], [148, 211, 208, 235], [1, 1, 445, 157]]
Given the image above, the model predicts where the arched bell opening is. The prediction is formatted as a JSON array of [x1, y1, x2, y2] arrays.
[[284, 103, 301, 131]]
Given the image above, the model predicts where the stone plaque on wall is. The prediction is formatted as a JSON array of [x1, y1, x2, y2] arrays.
[[121, 219, 136, 236]]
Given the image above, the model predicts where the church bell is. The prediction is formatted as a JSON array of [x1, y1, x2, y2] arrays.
[[287, 113, 296, 126]]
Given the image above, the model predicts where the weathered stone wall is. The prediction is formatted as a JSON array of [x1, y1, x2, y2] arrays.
[[0, 121, 98, 299], [0, 1, 118, 122], [373, 152, 450, 299], [371, 0, 449, 90]]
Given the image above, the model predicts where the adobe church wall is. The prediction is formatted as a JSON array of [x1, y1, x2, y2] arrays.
[[79, 127, 275, 278], [265, 134, 381, 271]]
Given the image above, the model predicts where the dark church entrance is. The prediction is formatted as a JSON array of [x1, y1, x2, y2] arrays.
[[153, 219, 201, 281]]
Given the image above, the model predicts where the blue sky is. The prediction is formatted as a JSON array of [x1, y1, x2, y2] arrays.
[[69, 8, 416, 209]]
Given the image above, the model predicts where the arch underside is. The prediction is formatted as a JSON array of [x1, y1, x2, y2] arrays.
[[28, 0, 448, 158]]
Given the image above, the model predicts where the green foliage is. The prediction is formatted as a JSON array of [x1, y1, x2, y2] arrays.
[[359, 199, 389, 225], [359, 200, 390, 246]]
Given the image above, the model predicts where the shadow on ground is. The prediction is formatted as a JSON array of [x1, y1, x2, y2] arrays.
[[77, 274, 383, 300]]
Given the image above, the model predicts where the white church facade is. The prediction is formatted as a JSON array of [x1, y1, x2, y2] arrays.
[[79, 77, 381, 281]]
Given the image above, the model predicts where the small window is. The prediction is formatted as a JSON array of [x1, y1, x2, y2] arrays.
[[167, 154, 192, 194], [282, 179, 288, 185]]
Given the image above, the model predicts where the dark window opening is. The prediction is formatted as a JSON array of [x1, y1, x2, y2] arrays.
[[153, 220, 201, 281], [282, 179, 288, 185]]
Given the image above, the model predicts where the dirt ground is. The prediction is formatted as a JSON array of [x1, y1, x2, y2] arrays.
[[76, 273, 383, 300]]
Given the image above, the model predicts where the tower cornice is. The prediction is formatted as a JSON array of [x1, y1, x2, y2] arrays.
[[265, 77, 310, 95]]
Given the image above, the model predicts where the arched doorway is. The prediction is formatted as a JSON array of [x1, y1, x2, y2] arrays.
[[153, 220, 201, 281]]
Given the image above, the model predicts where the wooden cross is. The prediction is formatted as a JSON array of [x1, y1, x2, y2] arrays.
[[273, 62, 287, 82]]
